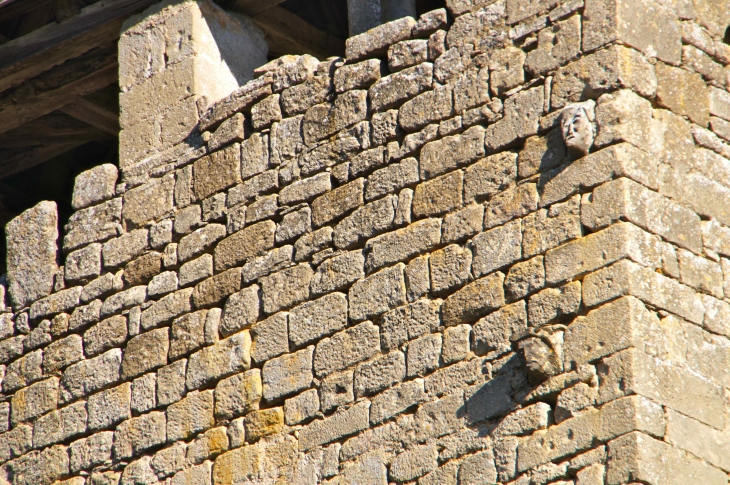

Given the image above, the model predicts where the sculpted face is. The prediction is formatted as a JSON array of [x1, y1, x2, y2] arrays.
[[561, 101, 596, 157]]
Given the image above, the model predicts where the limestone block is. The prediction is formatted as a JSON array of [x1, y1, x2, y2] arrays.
[[69, 431, 113, 473], [677, 248, 723, 298], [413, 170, 463, 218], [192, 268, 242, 308], [124, 251, 163, 287], [65, 243, 102, 282], [175, 223, 224, 264], [311, 178, 364, 228], [122, 174, 175, 228], [262, 346, 313, 401], [366, 158, 419, 201], [60, 349, 122, 403], [710, 86, 730, 122], [113, 411, 166, 459], [174, 205, 202, 236], [251, 94, 282, 130], [303, 90, 368, 145], [214, 220, 275, 271], [102, 228, 148, 269], [369, 63, 433, 112], [334, 59, 381, 93], [551, 45, 656, 109], [583, 260, 704, 324], [320, 369, 354, 413], [349, 146, 386, 177], [333, 195, 397, 249], [365, 218, 442, 272], [346, 17, 416, 61], [288, 292, 347, 348], [404, 254, 429, 302], [388, 39, 429, 72], [140, 288, 193, 330], [489, 46, 525, 96], [525, 15, 581, 77], [665, 409, 730, 473], [299, 401, 371, 451], [470, 219, 522, 278], [157, 359, 187, 407], [0, 423, 32, 461], [169, 310, 207, 360], [122, 328, 169, 379], [442, 324, 470, 364], [505, 256, 545, 301], [459, 450, 498, 485], [245, 408, 284, 442], [399, 84, 453, 132], [218, 285, 259, 337], [3, 444, 69, 485], [179, 253, 213, 287], [28, 287, 82, 321], [528, 281, 581, 328], [131, 373, 156, 414], [64, 198, 122, 252], [545, 221, 661, 284], [3, 350, 42, 393], [6, 201, 58, 309], [371, 109, 400, 146], [72, 164, 118, 210], [381, 298, 441, 352], [472, 300, 527, 354], [284, 388, 319, 425], [484, 86, 543, 151], [215, 368, 261, 420], [33, 400, 87, 448], [259, 263, 313, 314], [314, 321, 380, 378], [441, 271, 505, 326], [166, 389, 214, 441], [310, 250, 365, 296], [606, 431, 727, 485], [370, 378, 427, 425], [390, 444, 437, 482], [430, 244, 473, 294], [349, 264, 406, 321], [656, 61, 709, 126], [582, 0, 681, 64], [425, 356, 487, 397], [275, 208, 311, 244], [185, 331, 250, 389], [11, 377, 58, 426], [354, 351, 406, 397], [406, 333, 441, 376], [420, 125, 485, 179], [281, 75, 333, 116], [42, 334, 83, 373], [485, 183, 539, 229], [88, 382, 131, 431], [228, 169, 279, 207]]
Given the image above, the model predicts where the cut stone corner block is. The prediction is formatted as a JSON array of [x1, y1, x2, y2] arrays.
[[5, 201, 59, 310], [118, 0, 268, 169]]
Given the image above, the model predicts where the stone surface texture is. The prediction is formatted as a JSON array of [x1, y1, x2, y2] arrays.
[[2, 1, 729, 484]]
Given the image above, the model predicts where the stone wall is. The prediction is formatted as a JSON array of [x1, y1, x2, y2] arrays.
[[2, 0, 730, 484]]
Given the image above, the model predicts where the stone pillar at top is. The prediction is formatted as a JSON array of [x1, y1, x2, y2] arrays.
[[118, 0, 268, 171], [347, 0, 416, 36]]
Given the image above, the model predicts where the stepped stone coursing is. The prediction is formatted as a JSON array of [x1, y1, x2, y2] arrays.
[[2, 0, 730, 484]]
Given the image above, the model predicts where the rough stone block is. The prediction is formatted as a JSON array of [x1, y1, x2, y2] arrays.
[[122, 174, 175, 228], [335, 59, 381, 93], [192, 268, 242, 308], [30, 286, 83, 320], [528, 281, 581, 328], [113, 412, 166, 462], [284, 388, 319, 425], [656, 61, 709, 126], [366, 158, 419, 201], [485, 87, 543, 151], [64, 198, 122, 251], [157, 359, 187, 407], [388, 39, 429, 72], [214, 221, 275, 271], [259, 263, 313, 314], [299, 401, 370, 451], [288, 292, 347, 348], [169, 310, 207, 360], [354, 351, 406, 397], [582, 0, 681, 65], [470, 219, 522, 278], [177, 223, 226, 264], [312, 178, 365, 228], [60, 349, 121, 403], [349, 263, 406, 321], [310, 250, 365, 295], [413, 170, 463, 218], [472, 300, 527, 355], [406, 333, 441, 377], [314, 321, 380, 377], [69, 431, 113, 473], [463, 152, 517, 203], [365, 218, 442, 272], [245, 407, 284, 442], [141, 288, 193, 330], [346, 16, 416, 61], [65, 243, 102, 282], [441, 272, 505, 326], [122, 327, 169, 379], [430, 244, 473, 294], [303, 90, 368, 145], [399, 84, 453, 132], [33, 400, 88, 448], [333, 194, 397, 249], [215, 369, 262, 420], [166, 390, 214, 441], [186, 331, 250, 389], [72, 164, 118, 210], [369, 63, 433, 113], [6, 201, 59, 309], [262, 346, 314, 401], [88, 382, 131, 431], [420, 126, 485, 180], [43, 334, 84, 373], [11, 377, 58, 426]]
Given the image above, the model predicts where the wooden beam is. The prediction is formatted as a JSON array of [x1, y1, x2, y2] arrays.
[[0, 112, 113, 147], [221, 0, 285, 17], [0, 141, 87, 179], [250, 6, 345, 59], [0, 46, 117, 136], [0, 0, 158, 93], [61, 96, 119, 135], [0, 0, 53, 23]]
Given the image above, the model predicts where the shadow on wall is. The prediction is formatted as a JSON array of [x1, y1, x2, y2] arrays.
[[0, 140, 118, 276]]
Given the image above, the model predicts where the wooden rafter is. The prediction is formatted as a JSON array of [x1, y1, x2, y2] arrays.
[[0, 45, 117, 136], [0, 141, 88, 178], [0, 0, 158, 93], [61, 96, 119, 135], [0, 112, 113, 148]]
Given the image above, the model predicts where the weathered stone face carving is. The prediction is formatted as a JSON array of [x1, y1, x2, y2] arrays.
[[560, 100, 596, 157]]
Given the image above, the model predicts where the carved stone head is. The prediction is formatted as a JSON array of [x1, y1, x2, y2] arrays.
[[560, 100, 596, 158]]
